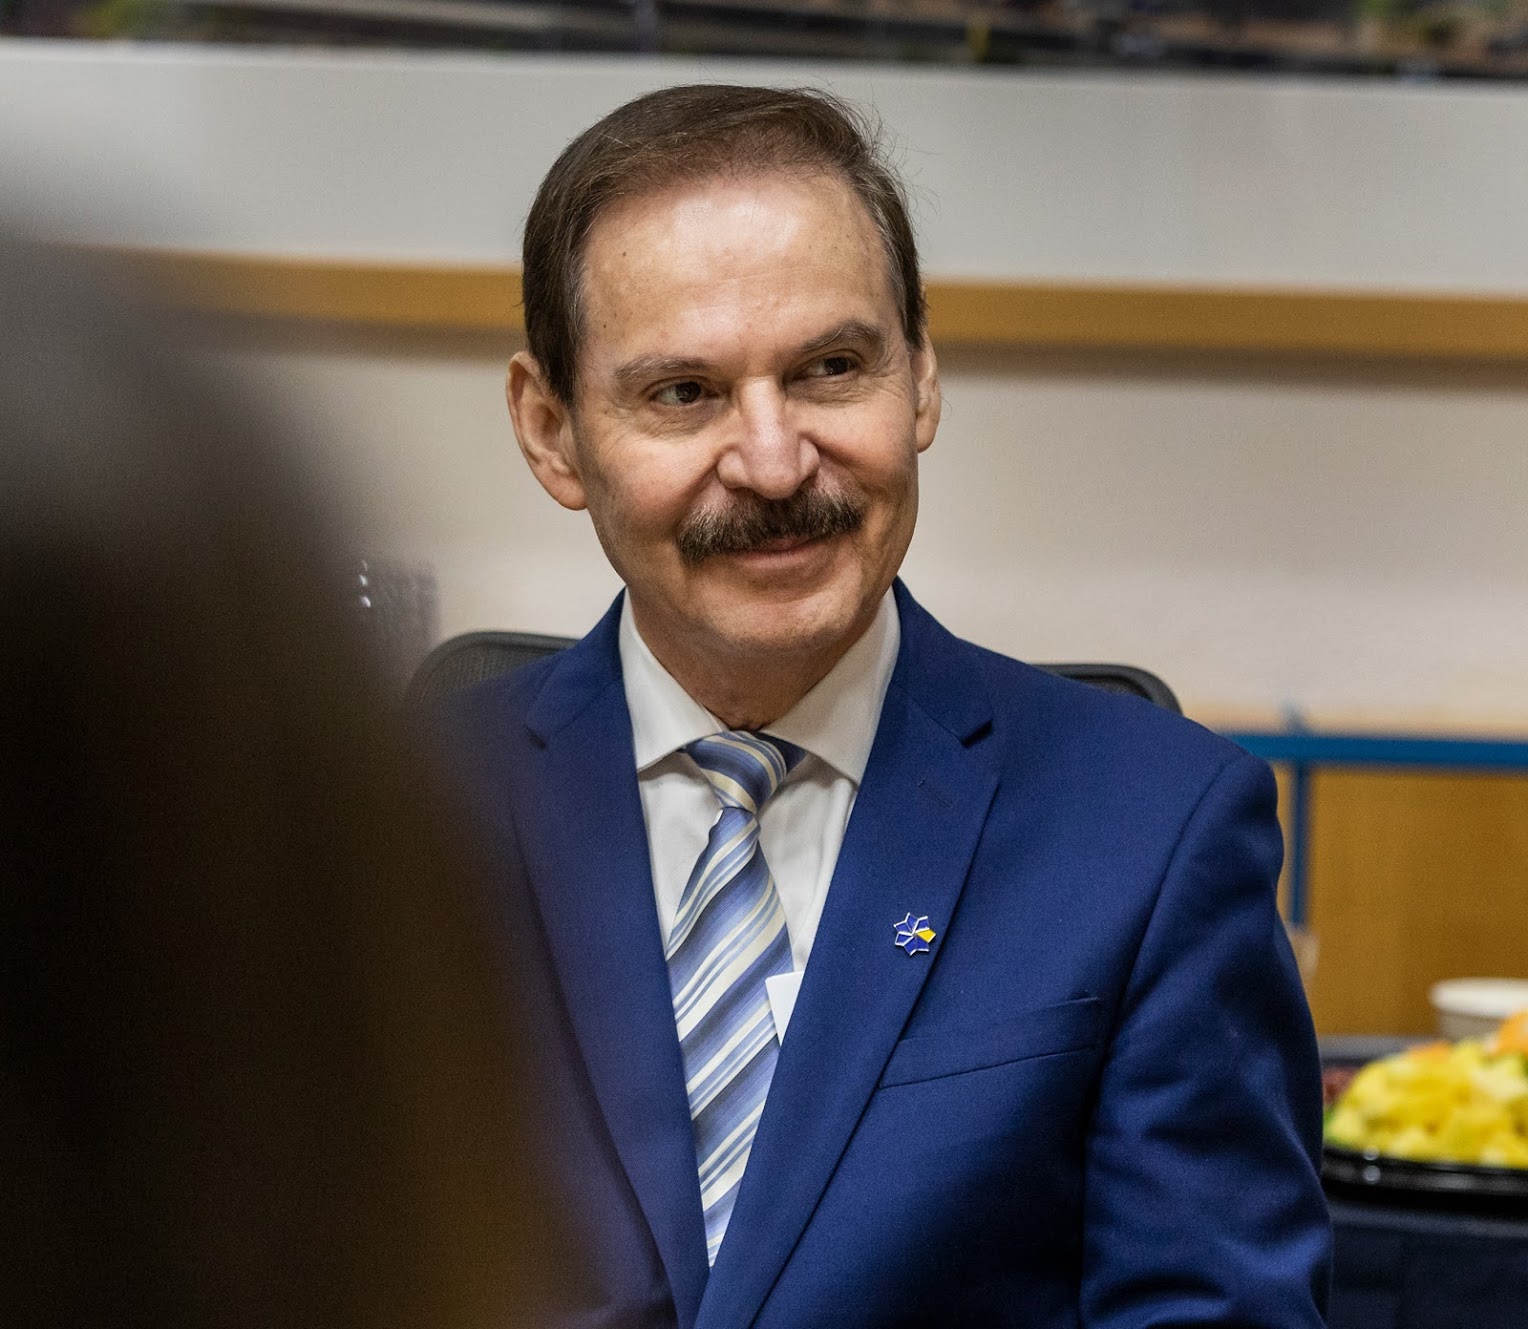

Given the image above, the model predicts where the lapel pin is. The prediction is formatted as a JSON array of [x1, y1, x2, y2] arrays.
[[894, 913, 937, 956]]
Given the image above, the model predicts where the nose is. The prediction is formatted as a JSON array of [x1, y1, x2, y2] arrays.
[[715, 379, 819, 500]]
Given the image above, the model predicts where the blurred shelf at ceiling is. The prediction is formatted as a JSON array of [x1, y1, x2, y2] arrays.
[[16, 0, 1528, 80]]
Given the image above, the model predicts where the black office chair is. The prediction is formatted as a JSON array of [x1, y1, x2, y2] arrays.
[[409, 630, 1180, 714]]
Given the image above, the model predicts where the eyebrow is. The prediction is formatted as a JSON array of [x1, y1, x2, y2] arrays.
[[612, 353, 713, 396], [795, 319, 889, 363], [610, 319, 891, 396]]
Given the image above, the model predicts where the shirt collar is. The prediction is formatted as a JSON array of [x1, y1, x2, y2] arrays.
[[619, 590, 900, 785]]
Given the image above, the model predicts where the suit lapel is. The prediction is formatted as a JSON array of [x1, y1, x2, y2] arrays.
[[696, 586, 999, 1329], [516, 597, 710, 1328]]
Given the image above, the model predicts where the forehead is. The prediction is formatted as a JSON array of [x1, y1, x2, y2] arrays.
[[575, 172, 898, 378]]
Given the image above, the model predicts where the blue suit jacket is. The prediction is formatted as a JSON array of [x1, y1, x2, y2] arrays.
[[445, 582, 1331, 1329]]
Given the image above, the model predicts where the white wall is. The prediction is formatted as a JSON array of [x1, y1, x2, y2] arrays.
[[7, 41, 1528, 290], [5, 41, 1528, 724]]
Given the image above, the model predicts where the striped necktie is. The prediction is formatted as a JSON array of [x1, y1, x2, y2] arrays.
[[667, 730, 803, 1266]]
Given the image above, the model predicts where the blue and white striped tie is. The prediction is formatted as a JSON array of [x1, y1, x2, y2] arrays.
[[667, 730, 803, 1266]]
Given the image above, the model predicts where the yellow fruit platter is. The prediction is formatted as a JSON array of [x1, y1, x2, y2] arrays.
[[1323, 1012, 1528, 1212]]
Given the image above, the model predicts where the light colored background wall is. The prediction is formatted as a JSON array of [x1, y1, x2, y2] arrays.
[[4, 41, 1527, 725]]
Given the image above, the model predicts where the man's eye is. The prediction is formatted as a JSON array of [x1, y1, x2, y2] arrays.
[[654, 381, 705, 407], [804, 354, 856, 379]]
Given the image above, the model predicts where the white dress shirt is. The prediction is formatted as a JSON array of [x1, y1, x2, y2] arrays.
[[619, 591, 900, 1041]]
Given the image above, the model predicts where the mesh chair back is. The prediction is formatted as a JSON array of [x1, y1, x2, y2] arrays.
[[407, 631, 575, 710], [408, 631, 1179, 715], [1041, 663, 1180, 713]]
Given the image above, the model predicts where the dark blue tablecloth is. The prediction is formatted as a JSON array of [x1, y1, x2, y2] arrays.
[[1330, 1197, 1528, 1329]]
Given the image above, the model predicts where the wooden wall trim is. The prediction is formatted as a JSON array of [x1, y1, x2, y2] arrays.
[[107, 249, 1528, 361], [929, 281, 1528, 361], [110, 250, 523, 331]]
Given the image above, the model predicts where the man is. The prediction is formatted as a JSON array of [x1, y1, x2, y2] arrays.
[[449, 84, 1330, 1328]]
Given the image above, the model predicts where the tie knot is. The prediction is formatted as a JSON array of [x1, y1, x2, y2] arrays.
[[686, 731, 803, 815]]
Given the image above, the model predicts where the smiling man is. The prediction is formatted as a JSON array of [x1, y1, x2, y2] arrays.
[[451, 85, 1330, 1329], [509, 149, 936, 733]]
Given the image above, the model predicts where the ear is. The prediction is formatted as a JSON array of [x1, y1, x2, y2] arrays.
[[506, 351, 588, 510], [910, 333, 941, 454]]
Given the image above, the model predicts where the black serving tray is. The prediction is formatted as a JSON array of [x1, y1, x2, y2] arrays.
[[1323, 1145, 1528, 1216]]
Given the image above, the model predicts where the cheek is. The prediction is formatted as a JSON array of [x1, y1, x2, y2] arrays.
[[850, 440, 920, 514], [850, 453, 920, 555], [822, 401, 921, 478], [600, 455, 712, 542]]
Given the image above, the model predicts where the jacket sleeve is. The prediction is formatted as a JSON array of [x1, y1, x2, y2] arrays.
[[1080, 751, 1332, 1329]]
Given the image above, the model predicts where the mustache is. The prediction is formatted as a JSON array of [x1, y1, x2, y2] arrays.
[[675, 485, 867, 566]]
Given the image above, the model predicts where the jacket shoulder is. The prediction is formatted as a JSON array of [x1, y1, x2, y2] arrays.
[[957, 635, 1263, 796], [422, 652, 568, 811], [445, 650, 559, 728]]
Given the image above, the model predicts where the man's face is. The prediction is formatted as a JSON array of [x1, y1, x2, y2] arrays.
[[511, 171, 940, 677]]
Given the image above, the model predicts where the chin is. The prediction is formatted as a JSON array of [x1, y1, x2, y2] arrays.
[[700, 584, 868, 665]]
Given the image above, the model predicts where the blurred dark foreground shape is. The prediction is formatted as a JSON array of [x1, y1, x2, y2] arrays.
[[0, 234, 573, 1329]]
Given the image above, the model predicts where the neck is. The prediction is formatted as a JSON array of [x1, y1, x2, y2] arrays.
[[672, 655, 833, 732]]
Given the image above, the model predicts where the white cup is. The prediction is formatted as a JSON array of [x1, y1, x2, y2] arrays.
[[1429, 978, 1528, 1041]]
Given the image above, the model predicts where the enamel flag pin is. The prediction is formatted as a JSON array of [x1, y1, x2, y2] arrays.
[[894, 913, 937, 956]]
